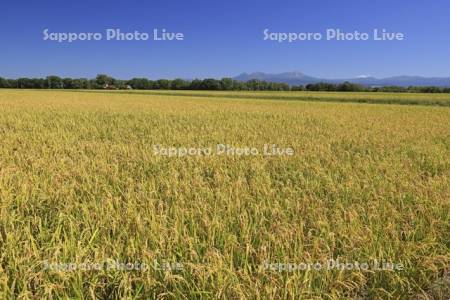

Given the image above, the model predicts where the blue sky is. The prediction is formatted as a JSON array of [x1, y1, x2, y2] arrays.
[[1, 0, 450, 79]]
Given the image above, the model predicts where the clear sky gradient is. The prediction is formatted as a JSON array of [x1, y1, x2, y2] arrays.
[[1, 0, 449, 79]]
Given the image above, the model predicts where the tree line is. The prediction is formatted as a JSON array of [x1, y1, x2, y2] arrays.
[[1, 74, 450, 93], [0, 75, 291, 91]]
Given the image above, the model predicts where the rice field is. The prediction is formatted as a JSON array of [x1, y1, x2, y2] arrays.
[[0, 90, 449, 299], [94, 90, 450, 106]]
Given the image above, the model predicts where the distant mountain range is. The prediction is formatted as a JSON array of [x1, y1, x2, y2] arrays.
[[233, 72, 450, 87]]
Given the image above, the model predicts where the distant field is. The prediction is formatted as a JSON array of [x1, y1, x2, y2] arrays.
[[0, 90, 449, 299], [86, 89, 450, 106]]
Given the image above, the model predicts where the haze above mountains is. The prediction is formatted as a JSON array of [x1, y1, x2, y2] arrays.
[[233, 72, 450, 87]]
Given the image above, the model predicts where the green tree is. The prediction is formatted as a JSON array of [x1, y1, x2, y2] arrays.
[[0, 77, 9, 88], [46, 76, 63, 89], [156, 79, 171, 89], [95, 74, 115, 87], [128, 78, 149, 89], [171, 79, 189, 90], [220, 78, 234, 90], [200, 79, 221, 90], [63, 78, 74, 89]]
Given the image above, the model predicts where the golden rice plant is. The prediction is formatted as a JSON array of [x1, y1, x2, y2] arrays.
[[0, 90, 449, 299]]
